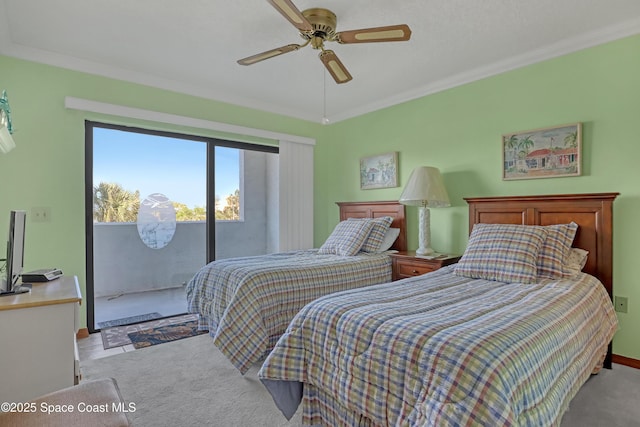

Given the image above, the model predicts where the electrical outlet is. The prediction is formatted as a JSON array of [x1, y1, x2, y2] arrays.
[[31, 207, 51, 223], [614, 296, 628, 313]]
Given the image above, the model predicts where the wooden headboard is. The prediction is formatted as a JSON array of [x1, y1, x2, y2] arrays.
[[464, 193, 618, 299], [465, 193, 619, 369], [336, 201, 407, 252]]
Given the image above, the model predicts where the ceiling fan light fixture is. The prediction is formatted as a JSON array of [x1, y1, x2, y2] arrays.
[[311, 36, 324, 50], [301, 8, 337, 39], [239, 2, 411, 84]]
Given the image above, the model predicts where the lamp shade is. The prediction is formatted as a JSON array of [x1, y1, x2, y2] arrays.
[[399, 166, 450, 207]]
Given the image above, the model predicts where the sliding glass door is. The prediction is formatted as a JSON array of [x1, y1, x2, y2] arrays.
[[214, 146, 279, 260], [88, 124, 208, 331], [85, 122, 279, 332]]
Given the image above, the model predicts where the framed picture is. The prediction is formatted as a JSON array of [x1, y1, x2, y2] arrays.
[[502, 122, 582, 180], [360, 152, 398, 189]]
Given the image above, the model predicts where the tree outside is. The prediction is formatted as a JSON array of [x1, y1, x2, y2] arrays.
[[215, 189, 240, 221], [93, 181, 239, 222], [174, 202, 206, 221], [93, 182, 140, 223]]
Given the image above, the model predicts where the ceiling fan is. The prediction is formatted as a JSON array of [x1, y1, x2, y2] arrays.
[[237, 0, 412, 84]]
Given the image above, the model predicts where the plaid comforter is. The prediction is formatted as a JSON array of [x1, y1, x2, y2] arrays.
[[259, 266, 618, 426], [186, 249, 392, 374]]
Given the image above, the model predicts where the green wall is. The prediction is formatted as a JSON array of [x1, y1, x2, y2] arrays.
[[1, 33, 638, 361], [314, 34, 640, 361], [0, 55, 319, 331]]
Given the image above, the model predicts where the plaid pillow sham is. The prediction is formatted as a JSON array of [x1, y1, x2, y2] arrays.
[[537, 222, 579, 278], [347, 216, 394, 253], [454, 223, 549, 284], [318, 219, 375, 256]]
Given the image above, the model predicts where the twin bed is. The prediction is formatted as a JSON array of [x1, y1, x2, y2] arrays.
[[186, 201, 407, 374], [187, 193, 618, 426], [257, 193, 619, 426]]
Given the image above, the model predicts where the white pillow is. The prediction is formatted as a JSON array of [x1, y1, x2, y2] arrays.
[[376, 228, 400, 253], [563, 248, 589, 277]]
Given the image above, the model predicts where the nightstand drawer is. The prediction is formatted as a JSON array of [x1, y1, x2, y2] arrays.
[[390, 252, 461, 281], [396, 260, 436, 278]]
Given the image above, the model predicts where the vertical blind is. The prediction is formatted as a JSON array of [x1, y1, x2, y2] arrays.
[[278, 140, 314, 251]]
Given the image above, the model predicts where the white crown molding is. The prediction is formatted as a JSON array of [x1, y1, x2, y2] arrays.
[[64, 97, 316, 146], [329, 17, 640, 123], [0, 41, 322, 123], [2, 3, 639, 125]]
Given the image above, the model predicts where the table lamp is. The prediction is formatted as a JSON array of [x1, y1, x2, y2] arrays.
[[399, 166, 450, 255]]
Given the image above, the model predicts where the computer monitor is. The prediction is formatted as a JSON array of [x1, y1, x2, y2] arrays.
[[1, 210, 29, 295]]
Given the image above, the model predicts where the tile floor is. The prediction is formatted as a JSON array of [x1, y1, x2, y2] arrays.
[[79, 287, 189, 361], [78, 331, 135, 361]]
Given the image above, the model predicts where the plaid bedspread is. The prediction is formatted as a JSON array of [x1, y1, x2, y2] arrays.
[[185, 249, 392, 374], [259, 266, 618, 426]]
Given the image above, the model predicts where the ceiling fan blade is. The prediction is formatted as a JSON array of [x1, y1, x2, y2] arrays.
[[336, 24, 411, 44], [267, 0, 313, 33], [237, 44, 302, 66], [319, 50, 353, 84]]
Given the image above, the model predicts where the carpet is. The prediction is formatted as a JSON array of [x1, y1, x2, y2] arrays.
[[79, 334, 640, 427], [127, 320, 208, 349], [101, 313, 200, 349], [97, 312, 163, 328], [81, 334, 301, 427]]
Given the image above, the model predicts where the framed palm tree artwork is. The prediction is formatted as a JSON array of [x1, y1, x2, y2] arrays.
[[502, 122, 581, 180]]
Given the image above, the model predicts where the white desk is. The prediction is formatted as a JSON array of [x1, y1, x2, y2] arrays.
[[0, 276, 82, 402]]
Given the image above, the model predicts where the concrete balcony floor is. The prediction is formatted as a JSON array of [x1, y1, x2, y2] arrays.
[[94, 286, 188, 330]]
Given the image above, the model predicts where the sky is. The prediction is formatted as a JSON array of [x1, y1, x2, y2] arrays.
[[93, 128, 239, 208]]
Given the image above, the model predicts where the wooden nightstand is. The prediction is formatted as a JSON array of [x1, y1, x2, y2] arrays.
[[390, 251, 461, 281]]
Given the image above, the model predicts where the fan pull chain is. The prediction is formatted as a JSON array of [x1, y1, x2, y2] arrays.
[[322, 70, 330, 125]]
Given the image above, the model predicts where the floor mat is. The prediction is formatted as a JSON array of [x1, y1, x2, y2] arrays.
[[127, 320, 208, 349], [100, 313, 200, 349]]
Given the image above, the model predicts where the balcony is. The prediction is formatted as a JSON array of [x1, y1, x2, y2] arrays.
[[91, 148, 279, 329], [93, 218, 278, 329]]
